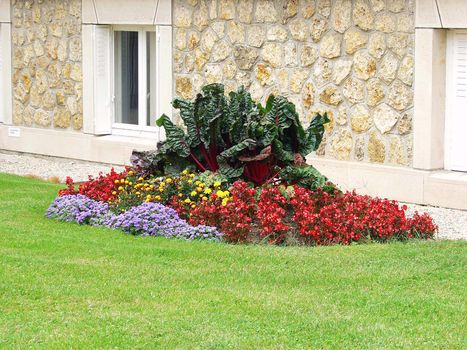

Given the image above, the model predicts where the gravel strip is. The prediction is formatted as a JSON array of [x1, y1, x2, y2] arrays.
[[1, 150, 465, 240], [0, 150, 125, 183]]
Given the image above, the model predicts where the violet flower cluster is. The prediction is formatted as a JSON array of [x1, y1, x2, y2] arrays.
[[105, 202, 222, 241], [46, 195, 222, 241], [46, 194, 111, 226]]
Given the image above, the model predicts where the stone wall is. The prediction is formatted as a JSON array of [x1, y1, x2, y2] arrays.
[[173, 0, 414, 166], [11, 0, 82, 130]]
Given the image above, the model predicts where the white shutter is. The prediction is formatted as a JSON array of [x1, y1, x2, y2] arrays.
[[94, 25, 112, 134], [83, 25, 112, 135], [446, 30, 467, 171], [156, 25, 172, 141], [0, 24, 3, 124], [0, 23, 12, 125]]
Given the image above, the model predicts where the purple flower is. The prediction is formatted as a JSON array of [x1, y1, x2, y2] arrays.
[[46, 196, 223, 241], [105, 202, 222, 241], [45, 195, 111, 226]]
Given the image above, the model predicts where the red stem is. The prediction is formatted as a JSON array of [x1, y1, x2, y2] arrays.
[[200, 144, 215, 171], [190, 151, 206, 172], [209, 144, 219, 171]]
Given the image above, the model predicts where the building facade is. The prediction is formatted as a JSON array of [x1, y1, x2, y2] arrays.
[[0, 0, 466, 209]]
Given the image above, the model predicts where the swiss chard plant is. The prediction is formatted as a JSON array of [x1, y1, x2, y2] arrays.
[[131, 84, 330, 185]]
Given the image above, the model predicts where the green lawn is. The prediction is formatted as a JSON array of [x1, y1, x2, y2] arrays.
[[0, 173, 465, 349]]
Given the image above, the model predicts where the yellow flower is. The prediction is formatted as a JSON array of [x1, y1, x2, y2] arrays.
[[155, 195, 161, 201], [114, 179, 119, 184], [195, 180, 201, 186], [160, 182, 165, 187], [166, 178, 173, 183], [146, 194, 152, 199], [187, 180, 193, 184], [120, 179, 125, 184], [196, 187, 203, 192], [216, 190, 225, 198], [190, 191, 197, 197], [182, 170, 189, 175], [178, 193, 183, 197], [222, 198, 229, 206], [112, 191, 117, 195], [128, 170, 134, 176], [184, 198, 191, 204], [213, 181, 221, 188], [118, 186, 124, 191], [202, 196, 208, 201], [149, 184, 154, 189], [136, 191, 141, 195], [191, 204, 196, 209], [128, 182, 133, 186], [125, 180, 129, 185], [224, 190, 230, 197], [189, 174, 195, 178], [204, 188, 212, 194], [138, 177, 144, 182]]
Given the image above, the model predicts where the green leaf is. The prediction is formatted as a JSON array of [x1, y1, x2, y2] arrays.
[[280, 165, 333, 191], [299, 112, 330, 155], [155, 114, 190, 158], [272, 139, 294, 163], [218, 164, 245, 179], [218, 139, 256, 160]]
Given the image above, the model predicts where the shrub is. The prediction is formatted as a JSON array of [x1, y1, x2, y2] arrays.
[[132, 84, 330, 185]]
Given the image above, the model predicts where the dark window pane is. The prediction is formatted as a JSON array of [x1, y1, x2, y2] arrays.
[[114, 31, 139, 125]]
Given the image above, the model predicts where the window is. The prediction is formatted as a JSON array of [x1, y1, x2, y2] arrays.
[[445, 29, 467, 171], [113, 27, 157, 130], [82, 24, 172, 137]]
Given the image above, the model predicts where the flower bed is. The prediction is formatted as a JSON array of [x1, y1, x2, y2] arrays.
[[46, 168, 437, 246], [46, 84, 437, 245]]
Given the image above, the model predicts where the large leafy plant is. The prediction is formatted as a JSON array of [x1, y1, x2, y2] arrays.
[[132, 84, 329, 185]]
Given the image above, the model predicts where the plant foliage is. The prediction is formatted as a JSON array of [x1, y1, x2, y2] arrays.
[[131, 84, 330, 185]]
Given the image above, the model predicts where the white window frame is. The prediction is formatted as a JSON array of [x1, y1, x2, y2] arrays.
[[111, 25, 160, 137], [83, 24, 171, 139], [445, 29, 467, 172]]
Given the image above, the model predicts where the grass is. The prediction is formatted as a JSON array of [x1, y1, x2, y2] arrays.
[[0, 173, 465, 349]]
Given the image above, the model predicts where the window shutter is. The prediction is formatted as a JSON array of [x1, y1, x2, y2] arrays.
[[0, 23, 12, 125], [156, 25, 172, 141], [83, 25, 112, 135], [93, 25, 112, 134], [446, 30, 467, 171], [0, 24, 4, 124]]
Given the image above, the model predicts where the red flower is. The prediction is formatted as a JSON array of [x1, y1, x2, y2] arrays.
[[58, 168, 126, 202]]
